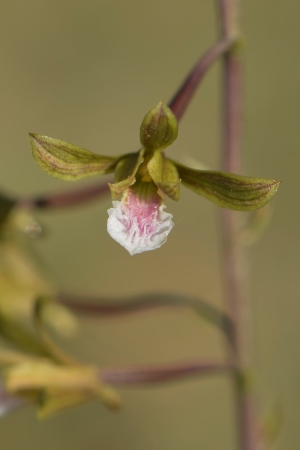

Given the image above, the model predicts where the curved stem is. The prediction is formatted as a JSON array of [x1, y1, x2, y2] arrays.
[[0, 360, 231, 418], [59, 291, 233, 344], [101, 360, 232, 386], [169, 37, 235, 120], [18, 180, 111, 211]]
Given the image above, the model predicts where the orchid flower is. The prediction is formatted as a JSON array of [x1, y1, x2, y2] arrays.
[[30, 101, 280, 255]]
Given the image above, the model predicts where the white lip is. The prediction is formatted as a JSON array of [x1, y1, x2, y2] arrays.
[[107, 198, 174, 255]]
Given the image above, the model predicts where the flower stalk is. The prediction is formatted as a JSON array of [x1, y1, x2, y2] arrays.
[[218, 1, 262, 449]]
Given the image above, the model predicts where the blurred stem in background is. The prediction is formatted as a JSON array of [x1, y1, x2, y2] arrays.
[[218, 1, 261, 449]]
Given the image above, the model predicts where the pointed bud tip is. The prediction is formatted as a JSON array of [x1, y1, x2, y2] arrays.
[[140, 101, 178, 150], [176, 162, 282, 211], [30, 134, 117, 181]]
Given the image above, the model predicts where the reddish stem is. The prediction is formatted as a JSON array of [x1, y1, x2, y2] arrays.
[[59, 292, 234, 347], [101, 360, 231, 386], [19, 180, 111, 211], [217, 1, 261, 449], [169, 38, 234, 120]]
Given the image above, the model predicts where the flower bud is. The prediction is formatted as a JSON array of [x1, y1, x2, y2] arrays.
[[140, 101, 178, 150]]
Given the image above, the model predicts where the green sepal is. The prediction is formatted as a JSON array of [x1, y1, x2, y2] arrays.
[[30, 134, 118, 181], [147, 151, 181, 201], [174, 162, 281, 211], [109, 149, 145, 199], [140, 101, 178, 150]]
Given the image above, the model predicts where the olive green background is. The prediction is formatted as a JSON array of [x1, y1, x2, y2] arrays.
[[0, 1, 298, 449]]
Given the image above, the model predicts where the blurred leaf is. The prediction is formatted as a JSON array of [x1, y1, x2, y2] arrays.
[[33, 297, 77, 365], [30, 134, 118, 181], [38, 383, 121, 418], [37, 388, 93, 418], [5, 362, 99, 392], [5, 361, 121, 417], [0, 241, 50, 294], [0, 349, 37, 366], [0, 300, 47, 356], [41, 302, 78, 338], [96, 383, 122, 410], [175, 162, 281, 211], [38, 380, 121, 418], [0, 194, 15, 227], [261, 401, 283, 447], [238, 203, 274, 246]]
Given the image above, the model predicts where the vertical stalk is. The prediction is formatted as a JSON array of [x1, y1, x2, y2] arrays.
[[217, 1, 261, 449]]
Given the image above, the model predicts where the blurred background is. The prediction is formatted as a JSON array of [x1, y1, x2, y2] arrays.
[[0, 1, 298, 449]]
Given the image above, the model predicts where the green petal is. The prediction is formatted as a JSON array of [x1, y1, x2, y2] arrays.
[[109, 149, 145, 199], [30, 134, 118, 181], [147, 151, 180, 201], [174, 162, 281, 211]]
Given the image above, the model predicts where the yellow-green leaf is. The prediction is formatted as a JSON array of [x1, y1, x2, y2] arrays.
[[38, 388, 94, 418], [30, 134, 118, 181], [37, 383, 121, 418], [5, 361, 100, 392]]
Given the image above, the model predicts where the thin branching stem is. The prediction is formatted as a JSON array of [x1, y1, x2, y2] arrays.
[[169, 37, 235, 120], [59, 291, 233, 344], [0, 360, 231, 417], [18, 180, 111, 211], [101, 360, 232, 386]]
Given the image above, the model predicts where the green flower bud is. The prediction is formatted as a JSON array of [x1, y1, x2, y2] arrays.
[[140, 101, 178, 150]]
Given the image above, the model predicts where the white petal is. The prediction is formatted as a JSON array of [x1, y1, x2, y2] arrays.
[[107, 198, 173, 255]]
